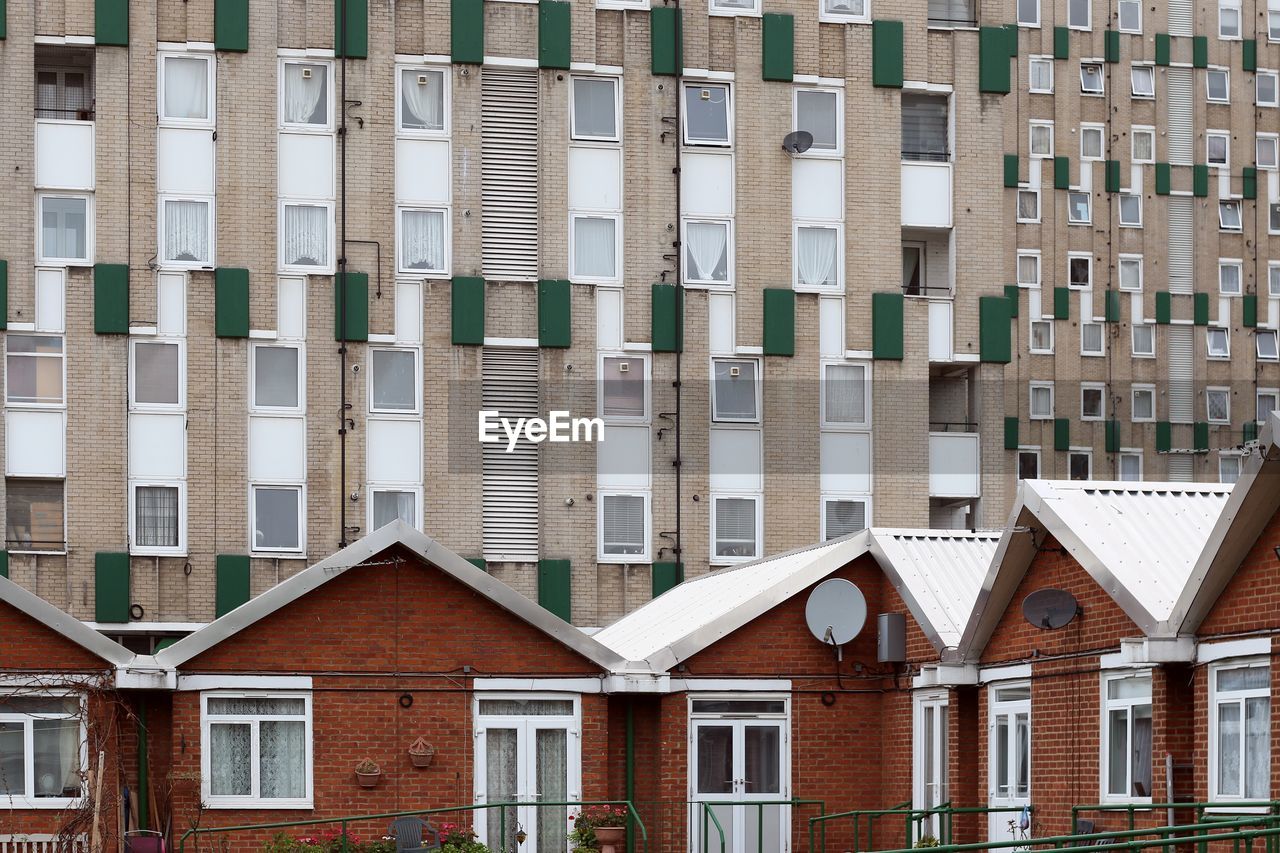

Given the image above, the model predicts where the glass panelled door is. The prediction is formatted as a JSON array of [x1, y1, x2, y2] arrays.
[[988, 684, 1031, 843], [913, 692, 949, 842], [475, 697, 580, 853]]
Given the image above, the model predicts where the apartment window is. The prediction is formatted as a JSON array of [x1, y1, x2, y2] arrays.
[[6, 335, 64, 406], [1068, 0, 1090, 28], [1272, 204, 1280, 233], [1119, 452, 1143, 480], [131, 340, 182, 408], [1208, 132, 1230, 166], [0, 695, 83, 806], [1030, 382, 1054, 419], [1208, 327, 1231, 358], [600, 493, 649, 559], [1030, 121, 1054, 157], [1119, 194, 1142, 227], [1207, 387, 1231, 423], [37, 195, 90, 265], [280, 61, 330, 128], [794, 225, 840, 290], [820, 0, 869, 22], [1068, 192, 1091, 224], [1133, 325, 1155, 357], [132, 484, 182, 551], [1257, 330, 1279, 361], [4, 479, 65, 552], [571, 77, 619, 142], [1030, 57, 1054, 92], [928, 0, 976, 27], [1258, 389, 1279, 421], [1271, 264, 1280, 297], [1207, 69, 1231, 102], [712, 359, 760, 422], [1118, 0, 1141, 32], [1017, 253, 1041, 286], [202, 694, 312, 807], [601, 356, 648, 421], [796, 89, 840, 153], [823, 498, 868, 539], [1131, 65, 1155, 98], [372, 489, 417, 530], [1030, 320, 1054, 353], [903, 242, 925, 294], [281, 203, 332, 271], [1080, 63, 1104, 94], [1209, 662, 1270, 800], [709, 0, 761, 15], [1132, 385, 1155, 421], [1018, 450, 1040, 479], [1018, 0, 1039, 26], [1258, 71, 1280, 106], [160, 198, 212, 266], [1272, 0, 1280, 40], [1069, 450, 1092, 480], [1102, 673, 1153, 800], [1132, 127, 1155, 163], [159, 53, 213, 125], [252, 345, 302, 411], [1219, 261, 1243, 295], [1219, 0, 1242, 38], [1081, 125, 1105, 160], [1220, 454, 1243, 483], [1017, 189, 1041, 222], [901, 94, 949, 162], [252, 485, 302, 552], [1258, 135, 1279, 169], [398, 208, 447, 275], [1119, 256, 1143, 291], [1220, 202, 1243, 231], [1069, 254, 1092, 288], [712, 496, 760, 560], [369, 348, 419, 414], [1082, 323, 1105, 355], [823, 362, 869, 427], [570, 214, 618, 283], [1082, 383, 1105, 420], [398, 67, 447, 133], [683, 220, 731, 285], [35, 47, 94, 121], [683, 83, 732, 146]]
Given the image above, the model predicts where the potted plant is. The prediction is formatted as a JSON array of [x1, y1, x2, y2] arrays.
[[915, 835, 941, 849], [408, 737, 436, 768], [570, 805, 629, 852], [354, 758, 381, 787]]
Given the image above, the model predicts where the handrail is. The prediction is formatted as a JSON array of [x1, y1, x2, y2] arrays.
[[693, 798, 826, 853], [807, 803, 1031, 853], [1072, 801, 1280, 833]]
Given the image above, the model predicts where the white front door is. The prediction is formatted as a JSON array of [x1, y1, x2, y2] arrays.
[[913, 691, 949, 842], [988, 684, 1031, 843], [475, 696, 580, 853]]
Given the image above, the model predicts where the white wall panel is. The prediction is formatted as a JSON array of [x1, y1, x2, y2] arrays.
[[157, 272, 186, 336], [35, 269, 65, 333], [819, 296, 844, 357], [6, 411, 65, 477], [35, 121, 95, 190], [395, 281, 423, 343], [157, 127, 215, 195], [596, 287, 623, 349], [395, 138, 451, 205], [278, 277, 307, 339], [792, 158, 843, 221], [708, 292, 736, 354], [568, 147, 622, 211], [596, 425, 651, 489], [900, 163, 952, 228], [710, 428, 762, 492], [680, 152, 734, 216], [367, 419, 423, 484], [128, 413, 185, 479], [278, 133, 335, 200], [928, 300, 953, 361], [819, 431, 871, 494], [249, 415, 307, 481]]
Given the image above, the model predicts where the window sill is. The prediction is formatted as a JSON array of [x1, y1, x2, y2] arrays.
[[794, 285, 845, 295], [598, 558, 653, 566], [818, 15, 871, 24], [7, 550, 68, 556], [204, 800, 315, 810], [0, 797, 85, 809], [131, 550, 189, 558], [279, 123, 337, 135], [708, 8, 762, 17], [250, 552, 308, 559], [681, 281, 735, 291]]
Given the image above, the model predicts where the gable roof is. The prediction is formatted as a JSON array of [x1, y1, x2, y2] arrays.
[[958, 479, 1233, 660], [154, 521, 633, 672], [0, 576, 133, 667]]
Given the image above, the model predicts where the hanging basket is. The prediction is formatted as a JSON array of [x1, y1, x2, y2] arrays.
[[355, 759, 381, 787], [408, 737, 436, 768]]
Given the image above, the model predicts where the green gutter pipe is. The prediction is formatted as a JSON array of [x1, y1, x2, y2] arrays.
[[626, 701, 635, 853]]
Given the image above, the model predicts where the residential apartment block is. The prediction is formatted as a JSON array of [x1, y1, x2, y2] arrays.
[[0, 0, 1273, 632]]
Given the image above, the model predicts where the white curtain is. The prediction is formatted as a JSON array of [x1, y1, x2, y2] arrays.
[[210, 723, 252, 796], [1245, 697, 1270, 798], [825, 364, 865, 424], [374, 492, 416, 529], [31, 719, 79, 798], [535, 729, 568, 853], [284, 64, 325, 125], [796, 227, 837, 288], [136, 486, 179, 548], [165, 200, 209, 263], [401, 69, 444, 130], [401, 209, 445, 271], [164, 57, 208, 120], [1132, 708, 1153, 797], [284, 205, 329, 267], [574, 216, 616, 279], [260, 720, 306, 798], [686, 222, 728, 282], [485, 729, 519, 849]]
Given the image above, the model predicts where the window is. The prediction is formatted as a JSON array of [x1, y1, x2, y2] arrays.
[[1258, 389, 1279, 421], [683, 83, 732, 146], [1119, 452, 1143, 480], [1220, 454, 1243, 483], [280, 61, 330, 128], [1207, 387, 1231, 423], [37, 194, 91, 265], [371, 489, 418, 530], [1069, 450, 1092, 480], [35, 47, 94, 121], [1082, 383, 1105, 420], [1207, 69, 1231, 102], [1119, 194, 1142, 227], [1081, 63, 1104, 94], [1219, 261, 1243, 295], [1081, 124, 1105, 160], [571, 77, 619, 141], [160, 198, 212, 267], [796, 89, 840, 153], [1257, 330, 1279, 361], [369, 348, 419, 414], [1030, 382, 1054, 419], [1068, 0, 1090, 28], [1069, 254, 1092, 288], [132, 483, 182, 551], [1119, 256, 1143, 291], [252, 345, 302, 411], [398, 67, 446, 133], [1082, 322, 1105, 355], [601, 356, 649, 421], [131, 340, 182, 408], [1018, 450, 1040, 479], [1133, 325, 1155, 357], [1131, 65, 1155, 98], [159, 53, 213, 125], [1220, 201, 1243, 231], [709, 0, 761, 15], [712, 496, 760, 560], [1030, 57, 1054, 92], [1068, 192, 1091, 224], [6, 335, 64, 406], [202, 693, 312, 807], [1132, 386, 1155, 421], [252, 485, 302, 553], [1209, 662, 1270, 800], [1030, 121, 1054, 157], [823, 498, 868, 539], [991, 684, 1031, 801], [1272, 264, 1280, 297], [901, 94, 949, 162], [280, 202, 332, 271], [1258, 135, 1279, 169], [1219, 0, 1242, 38], [571, 214, 619, 282], [0, 694, 83, 807], [820, 0, 869, 22], [1272, 204, 1280, 234], [1102, 673, 1153, 800], [902, 242, 925, 294], [398, 208, 448, 275], [1017, 189, 1041, 222], [794, 224, 841, 290], [822, 362, 869, 427], [1118, 0, 1141, 32], [712, 359, 760, 422], [4, 479, 65, 552], [1208, 327, 1231, 358], [1017, 253, 1041, 286], [684, 219, 732, 285], [1258, 71, 1279, 106], [1132, 127, 1155, 163], [1272, 0, 1280, 40], [1208, 132, 1230, 166], [600, 493, 649, 559], [1018, 0, 1040, 25], [1030, 320, 1054, 353], [928, 0, 976, 27]]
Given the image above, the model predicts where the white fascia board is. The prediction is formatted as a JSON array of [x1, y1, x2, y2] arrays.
[[177, 674, 314, 691], [1197, 635, 1273, 663]]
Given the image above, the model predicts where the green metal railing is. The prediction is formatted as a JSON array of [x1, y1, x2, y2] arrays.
[[807, 803, 1033, 853], [1072, 802, 1280, 833], [691, 798, 826, 853]]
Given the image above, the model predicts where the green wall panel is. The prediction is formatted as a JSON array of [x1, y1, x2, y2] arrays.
[[0, 260, 7, 330], [1244, 421, 1259, 443], [1004, 24, 1018, 56], [1004, 154, 1020, 187], [1054, 286, 1070, 320], [1194, 292, 1209, 326], [762, 288, 795, 356], [0, 552, 7, 579], [1244, 166, 1257, 200], [1054, 418, 1070, 452], [1193, 36, 1208, 68], [1105, 160, 1121, 193], [214, 0, 249, 51], [334, 0, 368, 58], [539, 0, 571, 69], [652, 283, 683, 353], [96, 0, 128, 45], [538, 559, 572, 622], [872, 20, 904, 88], [94, 264, 129, 334], [452, 0, 485, 64], [538, 279, 572, 348], [1054, 26, 1069, 59], [1104, 29, 1120, 62], [1193, 163, 1209, 197], [1004, 416, 1020, 450], [1244, 39, 1257, 71], [333, 272, 369, 342], [0, 0, 6, 39], [1104, 289, 1121, 323], [1004, 284, 1020, 317], [650, 7, 682, 76], [95, 552, 130, 623], [1155, 291, 1171, 325], [762, 14, 794, 81], [467, 557, 488, 572], [214, 267, 250, 338], [1155, 162, 1171, 195], [652, 562, 683, 598], [1155, 421, 1172, 452], [1053, 156, 1070, 189], [215, 555, 251, 618], [1105, 419, 1120, 453], [1244, 294, 1258, 328], [452, 276, 485, 345], [872, 292, 904, 360], [979, 26, 1011, 93], [1194, 421, 1209, 451], [1155, 33, 1170, 65], [979, 295, 1012, 363]]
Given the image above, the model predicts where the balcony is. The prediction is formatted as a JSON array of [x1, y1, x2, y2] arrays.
[[929, 429, 981, 498]]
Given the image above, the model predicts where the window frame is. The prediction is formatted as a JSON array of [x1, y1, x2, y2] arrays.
[[1017, 448, 1041, 480], [129, 337, 186, 411], [1081, 382, 1107, 421], [367, 486, 424, 533], [710, 492, 763, 564], [158, 195, 215, 270], [598, 353, 652, 424], [1219, 260, 1244, 296], [250, 343, 305, 414], [1271, 262, 1280, 297], [1068, 252, 1093, 289], [708, 0, 762, 17], [1257, 330, 1279, 361], [1207, 68, 1231, 103], [681, 217, 734, 288], [1018, 0, 1041, 27], [1118, 0, 1142, 32], [1257, 388, 1279, 421], [1100, 671, 1154, 803], [1068, 191, 1092, 224], [1082, 322, 1106, 356], [1119, 255, 1143, 292], [819, 0, 872, 23], [1257, 70, 1280, 107], [711, 357, 762, 424], [570, 75, 621, 143], [1132, 324, 1156, 358], [1219, 201, 1243, 232], [0, 691, 87, 809], [1219, 0, 1242, 39], [1119, 451, 1144, 481], [1030, 381, 1055, 420], [1206, 386, 1232, 424], [1069, 448, 1093, 480], [1080, 123, 1106, 161], [158, 51, 215, 128], [278, 200, 336, 275], [1207, 131, 1231, 167], [792, 221, 844, 292], [1029, 319, 1054, 354], [5, 333, 66, 408], [395, 64, 451, 137], [395, 205, 451, 277], [1119, 193, 1143, 228], [681, 81, 734, 147], [1207, 327, 1231, 359], [1220, 453, 1244, 484], [1131, 64, 1156, 98], [277, 59, 335, 132], [821, 495, 871, 540], [597, 491, 652, 563], [1131, 126, 1156, 164], [4, 478, 67, 554], [1017, 188, 1042, 223], [1080, 62, 1105, 95], [1132, 384, 1156, 422], [1207, 659, 1271, 803], [36, 192, 93, 266], [129, 481, 187, 556], [793, 87, 844, 155], [367, 346, 422, 416], [1068, 0, 1091, 29], [200, 691, 314, 809], [249, 484, 306, 556], [821, 360, 872, 430], [1257, 133, 1279, 169], [1017, 251, 1042, 287], [1029, 56, 1054, 92], [1029, 120, 1054, 158]]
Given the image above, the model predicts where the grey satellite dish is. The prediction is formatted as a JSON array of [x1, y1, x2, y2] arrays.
[[1022, 588, 1079, 629], [782, 130, 814, 156], [805, 578, 867, 646]]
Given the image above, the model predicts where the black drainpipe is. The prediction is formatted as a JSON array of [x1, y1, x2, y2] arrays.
[[672, 0, 684, 570], [337, 0, 350, 548]]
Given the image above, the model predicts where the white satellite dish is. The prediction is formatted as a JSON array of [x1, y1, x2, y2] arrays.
[[804, 578, 867, 646]]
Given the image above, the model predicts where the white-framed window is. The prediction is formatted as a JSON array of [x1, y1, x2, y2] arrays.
[[990, 683, 1032, 802], [1080, 62, 1105, 94], [159, 196, 213, 268], [1133, 324, 1156, 357], [599, 492, 651, 561], [37, 193, 92, 265], [1082, 322, 1105, 356], [369, 487, 421, 531], [1219, 260, 1243, 295], [251, 484, 304, 554], [6, 334, 65, 406], [683, 82, 732, 146], [1069, 449, 1093, 480], [1208, 660, 1270, 801], [1018, 0, 1040, 26], [130, 482, 185, 554], [1119, 255, 1143, 291], [1257, 330, 1279, 361], [1068, 253, 1092, 289], [794, 223, 842, 291], [913, 689, 950, 839], [820, 0, 870, 23], [1131, 65, 1156, 98], [822, 496, 870, 539], [1119, 451, 1143, 480], [4, 478, 66, 553], [1029, 120, 1054, 157], [0, 693, 85, 808], [159, 52, 214, 126], [795, 88, 842, 154], [901, 93, 949, 162], [1081, 124, 1105, 160], [1207, 387, 1231, 423], [571, 76, 620, 142], [201, 692, 313, 809], [1257, 388, 1279, 421], [1207, 69, 1231, 102], [1258, 70, 1280, 106], [1119, 194, 1142, 227], [251, 344, 304, 412], [397, 66, 448, 134], [1017, 252, 1041, 286], [600, 354, 651, 422], [1081, 382, 1106, 420], [1220, 453, 1243, 484], [1272, 204, 1280, 234], [1220, 201, 1243, 231], [709, 0, 761, 15], [711, 494, 762, 562], [1068, 0, 1090, 28], [683, 219, 732, 286], [1018, 449, 1041, 479], [1257, 134, 1279, 169], [1030, 320, 1054, 353], [1208, 131, 1231, 167], [130, 339, 184, 410], [1208, 327, 1231, 358], [1017, 189, 1041, 222], [397, 207, 449, 276], [1030, 381, 1054, 419], [1271, 0, 1280, 40], [1219, 0, 1242, 38], [1132, 127, 1156, 163], [1118, 0, 1141, 32], [822, 361, 870, 428], [1101, 672, 1153, 801], [279, 201, 334, 273], [1029, 57, 1054, 92], [1068, 191, 1091, 224], [369, 347, 421, 415], [712, 358, 760, 423], [1271, 263, 1280, 297], [279, 60, 333, 130], [1132, 385, 1156, 421]]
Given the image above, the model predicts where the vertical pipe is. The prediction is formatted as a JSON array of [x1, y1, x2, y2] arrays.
[[337, 0, 350, 547], [137, 700, 149, 831], [625, 702, 636, 853], [671, 0, 684, 571], [1166, 754, 1175, 830]]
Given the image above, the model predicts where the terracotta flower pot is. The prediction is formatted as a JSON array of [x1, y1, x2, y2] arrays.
[[356, 770, 380, 788], [594, 826, 626, 853], [409, 749, 434, 768]]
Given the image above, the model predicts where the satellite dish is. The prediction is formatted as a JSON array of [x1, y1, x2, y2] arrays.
[[805, 579, 867, 646], [1022, 588, 1079, 630], [782, 130, 814, 156]]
